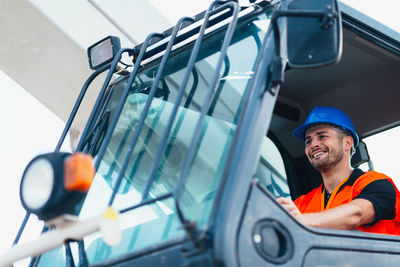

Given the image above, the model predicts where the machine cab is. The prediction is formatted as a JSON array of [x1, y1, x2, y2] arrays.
[[5, 0, 400, 266]]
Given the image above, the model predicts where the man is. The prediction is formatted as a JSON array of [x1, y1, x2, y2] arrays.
[[277, 106, 400, 235]]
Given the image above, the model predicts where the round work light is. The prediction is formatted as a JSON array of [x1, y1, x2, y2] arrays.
[[19, 152, 95, 221], [20, 158, 54, 210]]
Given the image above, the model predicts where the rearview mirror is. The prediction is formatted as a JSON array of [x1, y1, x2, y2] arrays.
[[286, 0, 342, 68], [270, 0, 342, 86]]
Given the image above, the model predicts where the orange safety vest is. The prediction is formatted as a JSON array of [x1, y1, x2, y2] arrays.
[[294, 170, 400, 235]]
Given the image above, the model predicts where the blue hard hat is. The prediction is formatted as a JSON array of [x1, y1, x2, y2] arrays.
[[293, 106, 359, 147]]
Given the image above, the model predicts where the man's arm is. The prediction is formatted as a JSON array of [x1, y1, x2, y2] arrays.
[[277, 197, 375, 230]]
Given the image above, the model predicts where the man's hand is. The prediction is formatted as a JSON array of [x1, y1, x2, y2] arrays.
[[276, 197, 303, 219], [276, 197, 376, 230]]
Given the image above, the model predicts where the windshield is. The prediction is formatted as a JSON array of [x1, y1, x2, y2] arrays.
[[38, 8, 273, 265]]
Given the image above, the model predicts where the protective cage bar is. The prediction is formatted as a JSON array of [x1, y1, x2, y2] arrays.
[[133, 1, 243, 64], [13, 0, 243, 264], [106, 16, 196, 206], [93, 32, 165, 172], [104, 0, 240, 248], [12, 49, 136, 267], [55, 63, 112, 152], [172, 0, 239, 234], [12, 57, 123, 247], [76, 48, 136, 152], [66, 33, 168, 267], [206, 1, 278, 232]]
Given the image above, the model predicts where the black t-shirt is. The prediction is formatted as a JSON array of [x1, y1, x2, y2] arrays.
[[348, 169, 396, 224]]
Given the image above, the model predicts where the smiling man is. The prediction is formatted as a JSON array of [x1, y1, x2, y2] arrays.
[[277, 106, 400, 235]]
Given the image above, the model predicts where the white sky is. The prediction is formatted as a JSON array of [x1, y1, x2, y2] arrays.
[[0, 70, 70, 265], [0, 0, 399, 265], [362, 127, 400, 189]]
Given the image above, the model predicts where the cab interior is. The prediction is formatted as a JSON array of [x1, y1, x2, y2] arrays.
[[265, 25, 400, 200]]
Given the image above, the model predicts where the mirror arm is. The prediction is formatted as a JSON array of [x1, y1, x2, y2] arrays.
[[270, 13, 285, 87], [270, 5, 338, 86]]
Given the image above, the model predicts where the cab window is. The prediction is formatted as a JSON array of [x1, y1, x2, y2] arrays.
[[359, 125, 400, 188], [256, 136, 290, 198]]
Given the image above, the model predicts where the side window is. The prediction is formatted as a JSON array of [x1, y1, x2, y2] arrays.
[[255, 136, 290, 198], [359, 126, 400, 189]]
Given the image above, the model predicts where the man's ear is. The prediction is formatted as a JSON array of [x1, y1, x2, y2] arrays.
[[343, 135, 354, 151]]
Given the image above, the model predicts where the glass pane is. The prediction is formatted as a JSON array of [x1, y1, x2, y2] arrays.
[[256, 136, 290, 198], [37, 11, 273, 266]]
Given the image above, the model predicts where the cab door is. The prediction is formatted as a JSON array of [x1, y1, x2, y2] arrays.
[[213, 2, 400, 265]]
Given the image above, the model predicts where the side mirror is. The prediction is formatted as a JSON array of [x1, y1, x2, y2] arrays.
[[270, 0, 342, 85], [286, 0, 342, 68]]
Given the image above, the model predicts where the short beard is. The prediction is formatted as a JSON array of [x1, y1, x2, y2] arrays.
[[311, 148, 345, 173]]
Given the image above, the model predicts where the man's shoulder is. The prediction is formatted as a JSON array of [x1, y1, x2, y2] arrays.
[[346, 169, 390, 187], [350, 169, 400, 196], [363, 170, 390, 179], [355, 170, 392, 186]]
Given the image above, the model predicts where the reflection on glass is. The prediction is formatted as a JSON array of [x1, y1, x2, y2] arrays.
[[256, 136, 290, 198], [37, 12, 273, 265]]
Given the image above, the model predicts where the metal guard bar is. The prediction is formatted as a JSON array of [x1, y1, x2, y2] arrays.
[[13, 212, 31, 245], [76, 47, 135, 152], [11, 0, 242, 262], [173, 0, 239, 239], [13, 62, 114, 247], [93, 32, 164, 173], [120, 193, 173, 214], [207, 0, 278, 232], [109, 0, 240, 248], [139, 14, 206, 202], [55, 64, 111, 152], [107, 16, 196, 207], [135, 1, 239, 63]]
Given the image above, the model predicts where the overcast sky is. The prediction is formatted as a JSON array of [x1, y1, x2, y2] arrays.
[[0, 70, 67, 265]]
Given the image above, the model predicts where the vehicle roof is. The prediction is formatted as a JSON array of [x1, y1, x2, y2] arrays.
[[339, 1, 400, 44]]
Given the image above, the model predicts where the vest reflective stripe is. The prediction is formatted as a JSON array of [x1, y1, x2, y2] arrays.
[[294, 171, 400, 235]]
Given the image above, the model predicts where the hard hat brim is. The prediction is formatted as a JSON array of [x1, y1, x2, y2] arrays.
[[293, 121, 359, 147]]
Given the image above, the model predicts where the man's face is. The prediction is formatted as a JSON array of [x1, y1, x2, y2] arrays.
[[304, 125, 346, 172]]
